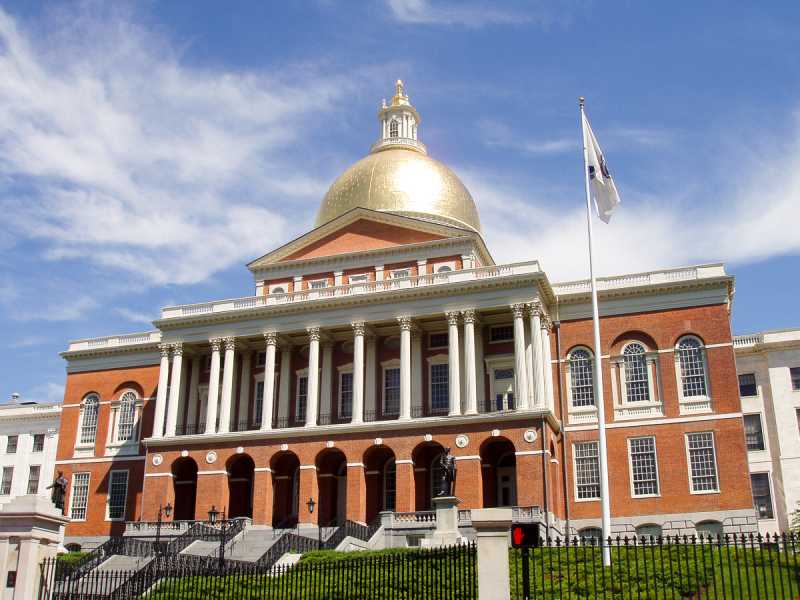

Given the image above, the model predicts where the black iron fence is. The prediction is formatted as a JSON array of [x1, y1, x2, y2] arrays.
[[40, 543, 476, 600], [511, 533, 800, 599]]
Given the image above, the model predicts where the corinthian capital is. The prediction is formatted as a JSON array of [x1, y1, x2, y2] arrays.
[[223, 337, 237, 352], [159, 343, 171, 358], [209, 338, 222, 352], [397, 316, 413, 332], [352, 322, 366, 336], [445, 311, 460, 326], [510, 303, 526, 319], [461, 309, 479, 325], [306, 327, 321, 342], [527, 299, 544, 318], [171, 343, 184, 357], [263, 331, 278, 347]]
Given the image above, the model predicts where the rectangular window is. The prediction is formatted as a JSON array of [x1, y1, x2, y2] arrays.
[[490, 325, 514, 343], [428, 332, 448, 349], [574, 442, 600, 500], [743, 414, 765, 451], [32, 434, 45, 453], [107, 471, 129, 520], [70, 473, 90, 520], [629, 437, 659, 496], [384, 367, 400, 415], [26, 466, 40, 495], [6, 436, 17, 454], [738, 373, 757, 397], [430, 363, 450, 413], [296, 376, 308, 423], [687, 432, 719, 493], [309, 279, 327, 289], [340, 372, 353, 419], [0, 467, 12, 495], [254, 380, 264, 425], [751, 473, 774, 519], [348, 274, 368, 284], [791, 367, 800, 392], [391, 269, 410, 279], [256, 352, 266, 367]]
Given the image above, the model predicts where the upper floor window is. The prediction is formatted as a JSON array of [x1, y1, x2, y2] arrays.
[[628, 437, 659, 497], [383, 366, 401, 416], [6, 436, 17, 454], [751, 473, 774, 519], [574, 441, 600, 500], [309, 279, 327, 290], [32, 434, 45, 453], [389, 120, 399, 138], [676, 337, 708, 398], [738, 373, 757, 397], [0, 467, 12, 495], [79, 394, 100, 445], [339, 372, 353, 419], [295, 375, 308, 424], [489, 325, 514, 343], [429, 363, 449, 414], [791, 367, 800, 391], [743, 414, 765, 451], [686, 432, 719, 493], [116, 391, 137, 442], [569, 348, 595, 408], [623, 343, 650, 402], [429, 332, 448, 349]]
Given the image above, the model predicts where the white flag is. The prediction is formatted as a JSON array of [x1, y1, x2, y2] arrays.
[[582, 112, 620, 223]]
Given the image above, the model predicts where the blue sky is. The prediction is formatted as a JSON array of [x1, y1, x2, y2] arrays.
[[1, 1, 799, 405]]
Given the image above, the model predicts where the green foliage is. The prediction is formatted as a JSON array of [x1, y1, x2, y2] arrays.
[[56, 551, 89, 566], [790, 503, 800, 533]]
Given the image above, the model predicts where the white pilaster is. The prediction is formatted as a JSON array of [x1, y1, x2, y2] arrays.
[[541, 318, 555, 411], [365, 335, 377, 420], [411, 329, 423, 417], [462, 310, 478, 415], [511, 304, 530, 409], [153, 344, 171, 438], [475, 322, 486, 413], [334, 271, 344, 287], [278, 345, 292, 426], [165, 343, 184, 437], [352, 322, 365, 424], [186, 355, 200, 432], [261, 333, 277, 430], [238, 350, 252, 428], [320, 341, 334, 421], [306, 327, 321, 427], [446, 312, 462, 416], [528, 301, 545, 408], [375, 265, 384, 282], [218, 337, 236, 434], [398, 317, 413, 421], [205, 339, 222, 434]]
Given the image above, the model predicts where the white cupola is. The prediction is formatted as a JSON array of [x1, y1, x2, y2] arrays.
[[371, 80, 427, 155]]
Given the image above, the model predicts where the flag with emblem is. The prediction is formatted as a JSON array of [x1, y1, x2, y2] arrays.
[[582, 112, 620, 223]]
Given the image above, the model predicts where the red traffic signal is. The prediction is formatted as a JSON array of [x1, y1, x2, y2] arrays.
[[511, 523, 541, 548]]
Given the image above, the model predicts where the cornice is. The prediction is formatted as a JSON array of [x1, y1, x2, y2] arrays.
[[60, 341, 161, 361], [553, 276, 733, 307]]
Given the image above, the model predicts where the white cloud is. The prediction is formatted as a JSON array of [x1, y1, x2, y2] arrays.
[[0, 275, 98, 322], [114, 307, 155, 326], [386, 0, 567, 28], [0, 6, 360, 287], [8, 335, 46, 348], [479, 119, 576, 155], [18, 382, 64, 405]]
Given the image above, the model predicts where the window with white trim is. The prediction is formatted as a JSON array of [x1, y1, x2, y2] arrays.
[[269, 284, 286, 295], [295, 375, 308, 423], [623, 343, 650, 402], [751, 473, 774, 519], [79, 394, 100, 445], [430, 363, 449, 413], [309, 279, 327, 290], [676, 336, 708, 398], [391, 269, 410, 279], [628, 437, 659, 496], [107, 470, 129, 520], [0, 467, 12, 495], [339, 372, 353, 419], [70, 473, 90, 520], [116, 391, 137, 442], [32, 434, 45, 453], [383, 367, 400, 416], [738, 373, 757, 397], [6, 435, 17, 454], [489, 325, 514, 343], [349, 274, 368, 284], [569, 348, 595, 408], [743, 414, 765, 451], [687, 432, 719, 493], [436, 265, 453, 273], [574, 442, 600, 500], [27, 465, 40, 495]]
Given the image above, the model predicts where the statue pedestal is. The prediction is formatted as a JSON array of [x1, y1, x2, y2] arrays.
[[421, 496, 464, 548]]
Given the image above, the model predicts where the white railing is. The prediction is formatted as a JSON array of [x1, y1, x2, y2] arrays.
[[67, 331, 162, 352], [161, 261, 542, 320], [733, 334, 763, 348], [552, 264, 726, 296], [369, 137, 427, 154]]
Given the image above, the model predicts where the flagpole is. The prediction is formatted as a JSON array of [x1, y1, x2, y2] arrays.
[[579, 97, 612, 567]]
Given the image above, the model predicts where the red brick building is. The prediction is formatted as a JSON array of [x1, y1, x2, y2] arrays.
[[56, 82, 755, 548]]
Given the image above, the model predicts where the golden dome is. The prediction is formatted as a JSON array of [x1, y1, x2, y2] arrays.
[[315, 148, 482, 233]]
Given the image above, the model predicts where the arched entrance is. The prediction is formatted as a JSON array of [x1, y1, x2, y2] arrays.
[[411, 441, 446, 511], [171, 457, 198, 521], [316, 448, 347, 526], [363, 446, 396, 523], [271, 451, 300, 527], [227, 454, 255, 519], [480, 437, 517, 508]]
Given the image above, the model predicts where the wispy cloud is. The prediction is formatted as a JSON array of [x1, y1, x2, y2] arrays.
[[17, 382, 64, 405], [0, 276, 98, 322], [386, 0, 570, 28], [479, 119, 577, 155], [115, 307, 155, 326], [8, 335, 46, 349]]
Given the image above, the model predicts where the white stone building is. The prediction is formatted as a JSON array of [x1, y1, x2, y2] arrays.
[[0, 395, 61, 508], [735, 329, 800, 534]]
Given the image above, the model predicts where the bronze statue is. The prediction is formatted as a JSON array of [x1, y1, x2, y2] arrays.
[[47, 471, 68, 514], [434, 448, 457, 497]]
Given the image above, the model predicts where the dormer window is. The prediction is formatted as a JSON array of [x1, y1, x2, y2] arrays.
[[389, 120, 399, 138], [309, 279, 327, 290], [270, 286, 286, 295], [391, 269, 410, 279]]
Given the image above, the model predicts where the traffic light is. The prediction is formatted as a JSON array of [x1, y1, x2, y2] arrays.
[[510, 523, 541, 548]]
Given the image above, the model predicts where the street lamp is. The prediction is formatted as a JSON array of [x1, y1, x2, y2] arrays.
[[208, 505, 228, 570], [155, 502, 172, 553], [306, 497, 321, 550], [207, 505, 219, 524]]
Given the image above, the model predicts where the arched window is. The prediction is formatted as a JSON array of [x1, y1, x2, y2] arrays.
[[270, 286, 285, 295], [79, 394, 99, 445], [383, 458, 396, 511], [623, 343, 650, 402], [677, 336, 707, 398], [117, 391, 137, 442], [569, 349, 595, 407], [635, 523, 662, 540], [436, 265, 452, 273], [579, 527, 603, 544], [389, 120, 399, 138]]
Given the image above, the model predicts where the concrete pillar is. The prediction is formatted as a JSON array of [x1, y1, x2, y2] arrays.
[[511, 304, 530, 409], [306, 328, 321, 427], [261, 333, 277, 430], [472, 508, 513, 600], [352, 323, 365, 424], [218, 338, 237, 433], [446, 312, 461, 416], [346, 463, 367, 523], [462, 310, 479, 415], [16, 538, 40, 600], [165, 343, 184, 436], [398, 317, 413, 420], [205, 339, 222, 434], [528, 302, 545, 408], [153, 344, 171, 438]]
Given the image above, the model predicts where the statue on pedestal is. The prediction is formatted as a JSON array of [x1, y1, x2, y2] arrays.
[[47, 471, 68, 515], [434, 448, 457, 497]]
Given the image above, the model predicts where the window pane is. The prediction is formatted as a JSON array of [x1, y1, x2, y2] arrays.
[[384, 368, 400, 415], [738, 373, 757, 397], [629, 437, 659, 496], [570, 349, 595, 407], [678, 338, 707, 397], [429, 332, 448, 348], [791, 367, 800, 392], [430, 364, 449, 412], [296, 377, 308, 422], [254, 381, 265, 424], [624, 343, 650, 402], [575, 442, 600, 499], [687, 432, 718, 492], [340, 373, 353, 419], [751, 473, 774, 519], [32, 434, 45, 453], [80, 395, 99, 444], [0, 467, 12, 495], [6, 436, 17, 454], [70, 473, 90, 520], [27, 466, 40, 495], [117, 392, 137, 442], [490, 326, 514, 342], [383, 460, 396, 511], [108, 471, 128, 520], [743, 414, 765, 451]]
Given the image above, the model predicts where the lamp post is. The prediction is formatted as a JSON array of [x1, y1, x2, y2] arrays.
[[306, 497, 321, 550], [208, 505, 227, 570], [155, 502, 172, 554]]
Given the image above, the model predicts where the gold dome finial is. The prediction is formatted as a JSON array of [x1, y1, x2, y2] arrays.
[[392, 79, 409, 106]]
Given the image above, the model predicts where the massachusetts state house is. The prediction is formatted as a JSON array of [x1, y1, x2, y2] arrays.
[[56, 82, 755, 549]]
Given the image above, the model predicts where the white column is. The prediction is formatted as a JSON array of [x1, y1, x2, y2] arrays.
[[186, 355, 200, 432], [165, 343, 184, 437], [375, 265, 385, 282], [541, 318, 555, 411], [238, 350, 252, 428], [334, 270, 344, 287], [278, 345, 292, 426], [306, 327, 320, 426], [205, 339, 222, 433], [411, 330, 423, 417], [462, 310, 478, 415], [320, 341, 334, 422], [261, 333, 277, 430], [475, 322, 486, 413], [511, 304, 530, 409], [153, 344, 171, 438], [446, 312, 462, 416], [525, 325, 534, 402], [398, 317, 413, 421], [352, 322, 365, 424], [218, 337, 236, 433], [365, 335, 377, 420], [528, 301, 545, 408]]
